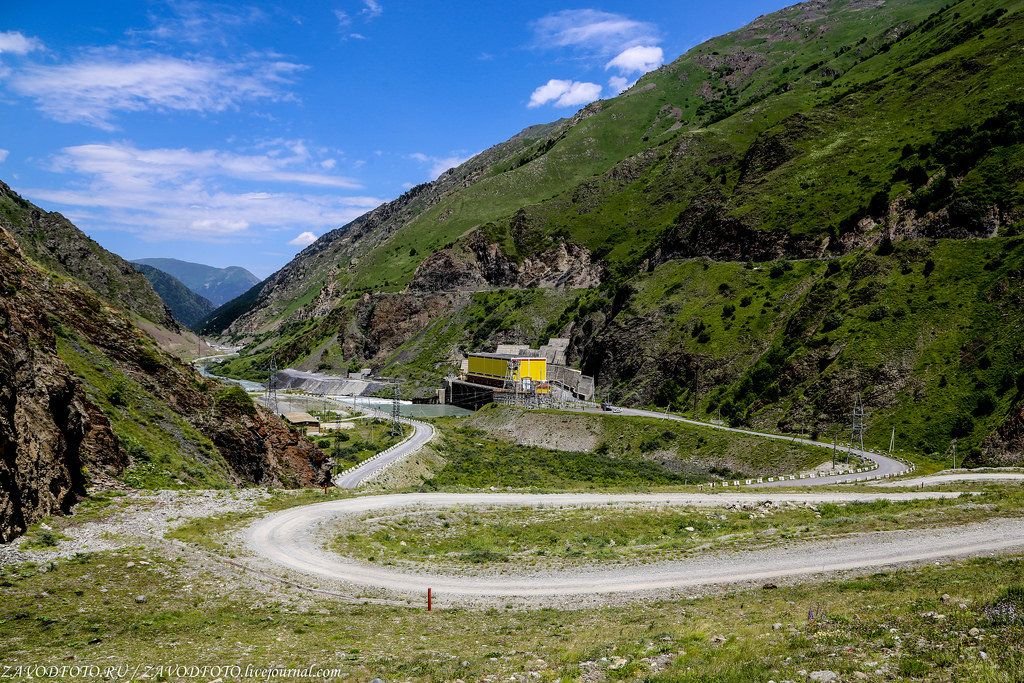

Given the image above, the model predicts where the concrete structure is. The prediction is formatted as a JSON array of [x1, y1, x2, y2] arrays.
[[275, 368, 387, 396], [282, 411, 320, 435], [547, 363, 595, 401], [445, 378, 498, 411]]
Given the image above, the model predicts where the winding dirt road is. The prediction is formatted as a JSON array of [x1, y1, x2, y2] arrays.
[[242, 490, 1024, 606]]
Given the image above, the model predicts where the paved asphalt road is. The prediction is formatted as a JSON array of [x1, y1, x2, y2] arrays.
[[243, 490, 1024, 605], [879, 469, 1024, 487], [333, 415, 434, 489], [617, 407, 909, 486]]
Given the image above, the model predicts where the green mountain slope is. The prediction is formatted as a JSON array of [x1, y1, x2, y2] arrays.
[[211, 0, 1024, 467], [133, 263, 215, 329], [133, 257, 260, 306], [1, 182, 173, 327]]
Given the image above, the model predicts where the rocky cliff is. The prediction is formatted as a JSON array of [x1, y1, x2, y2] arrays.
[[0, 217, 324, 543]]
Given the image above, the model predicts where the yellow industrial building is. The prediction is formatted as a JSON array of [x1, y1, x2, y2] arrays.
[[465, 353, 549, 394]]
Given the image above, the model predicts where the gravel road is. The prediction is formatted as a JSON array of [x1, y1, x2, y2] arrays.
[[243, 490, 1012, 606]]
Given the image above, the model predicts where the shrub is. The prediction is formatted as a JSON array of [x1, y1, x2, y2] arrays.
[[984, 585, 1024, 625], [215, 386, 256, 416]]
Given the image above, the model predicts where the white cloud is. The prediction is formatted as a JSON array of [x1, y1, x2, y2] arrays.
[[52, 142, 360, 189], [531, 10, 659, 58], [361, 0, 383, 20], [27, 140, 382, 242], [608, 76, 631, 95], [528, 79, 602, 109], [334, 9, 352, 27], [320, 158, 337, 169], [288, 231, 318, 247], [0, 149, 8, 163], [0, 31, 43, 55], [6, 52, 304, 130], [409, 151, 474, 180], [606, 45, 663, 74]]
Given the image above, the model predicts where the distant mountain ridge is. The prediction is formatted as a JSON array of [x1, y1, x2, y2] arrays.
[[133, 258, 260, 307], [133, 263, 214, 329]]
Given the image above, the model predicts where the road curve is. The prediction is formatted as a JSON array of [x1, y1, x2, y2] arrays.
[[333, 417, 434, 489], [878, 469, 1024, 488], [242, 490, 1019, 606], [616, 407, 909, 486]]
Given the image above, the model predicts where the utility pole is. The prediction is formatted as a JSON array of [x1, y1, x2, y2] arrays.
[[951, 439, 958, 470], [832, 430, 837, 470], [390, 382, 402, 436], [692, 358, 700, 414], [850, 393, 865, 463], [265, 353, 279, 416], [889, 426, 895, 454]]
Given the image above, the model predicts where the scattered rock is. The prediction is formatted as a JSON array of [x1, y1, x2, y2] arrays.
[[809, 671, 838, 683], [773, 623, 783, 631], [134, 595, 147, 604], [710, 634, 727, 645], [969, 627, 981, 637]]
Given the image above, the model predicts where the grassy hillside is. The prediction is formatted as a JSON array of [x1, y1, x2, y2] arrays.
[[134, 263, 214, 330], [211, 0, 1024, 466], [134, 258, 260, 306]]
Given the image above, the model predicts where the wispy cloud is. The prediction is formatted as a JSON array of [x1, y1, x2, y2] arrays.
[[0, 31, 44, 55], [531, 10, 659, 58], [361, 0, 383, 20], [409, 151, 474, 180], [288, 231, 318, 247], [52, 141, 361, 189], [28, 140, 381, 241], [527, 79, 602, 109], [127, 2, 268, 47], [0, 149, 8, 163], [6, 51, 304, 130]]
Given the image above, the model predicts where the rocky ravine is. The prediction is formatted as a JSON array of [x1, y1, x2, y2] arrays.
[[0, 225, 325, 543]]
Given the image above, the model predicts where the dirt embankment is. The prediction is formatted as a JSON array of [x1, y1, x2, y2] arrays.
[[465, 406, 601, 452]]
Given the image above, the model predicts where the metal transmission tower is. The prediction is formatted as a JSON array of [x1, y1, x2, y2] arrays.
[[501, 359, 519, 406], [390, 382, 402, 436], [265, 354, 279, 416], [850, 393, 866, 459]]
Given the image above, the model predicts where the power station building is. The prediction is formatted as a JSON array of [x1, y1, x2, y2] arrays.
[[465, 353, 549, 394], [444, 341, 593, 410]]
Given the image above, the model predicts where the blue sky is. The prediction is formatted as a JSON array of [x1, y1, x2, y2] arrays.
[[0, 0, 792, 278]]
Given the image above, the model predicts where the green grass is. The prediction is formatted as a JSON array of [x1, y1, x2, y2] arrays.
[[453, 405, 831, 486], [56, 333, 233, 489], [2, 547, 1023, 681], [313, 418, 411, 472], [329, 491, 1024, 569]]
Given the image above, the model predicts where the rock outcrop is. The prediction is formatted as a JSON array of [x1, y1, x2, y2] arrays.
[[0, 219, 325, 542], [409, 230, 602, 292]]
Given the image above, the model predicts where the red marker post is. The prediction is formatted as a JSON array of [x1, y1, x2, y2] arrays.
[[427, 587, 433, 612]]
